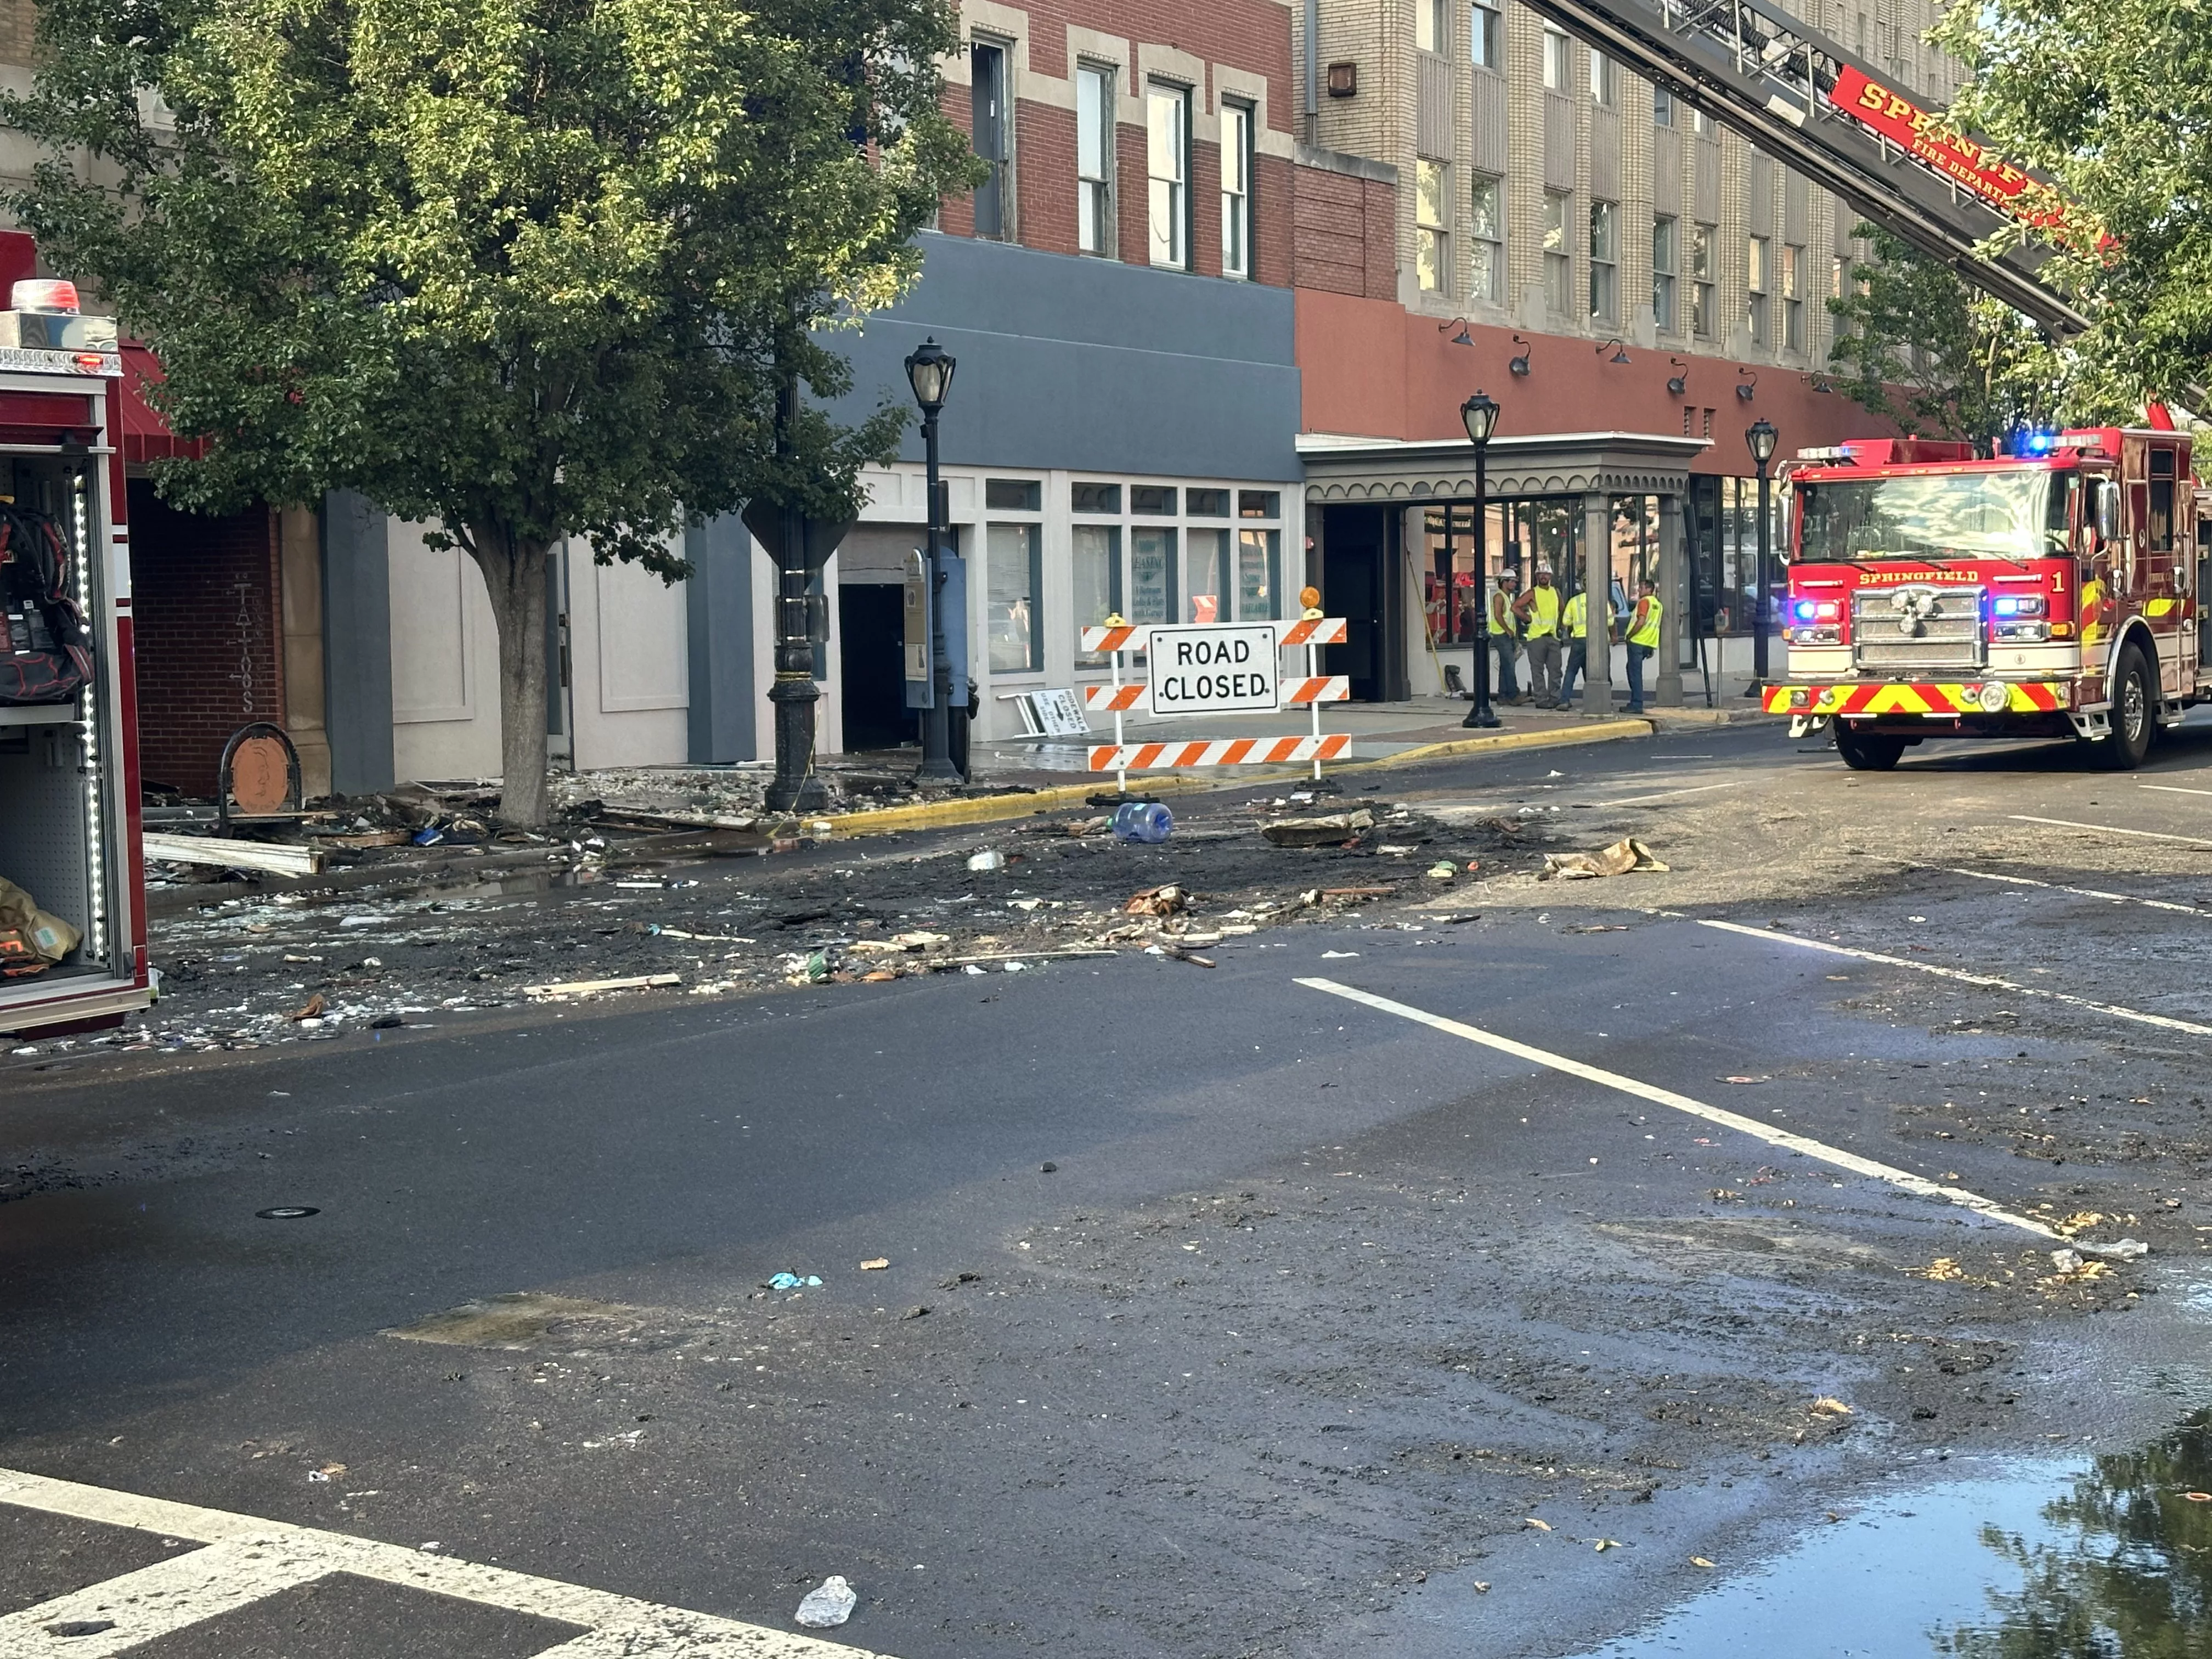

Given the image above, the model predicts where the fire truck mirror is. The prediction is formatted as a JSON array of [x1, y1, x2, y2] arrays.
[[2095, 478, 2119, 546]]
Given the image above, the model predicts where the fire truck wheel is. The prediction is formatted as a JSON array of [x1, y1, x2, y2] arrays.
[[1833, 723, 1905, 771], [2092, 643, 2156, 771]]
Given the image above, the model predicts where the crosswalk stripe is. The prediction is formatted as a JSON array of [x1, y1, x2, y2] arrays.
[[0, 1467, 882, 1657]]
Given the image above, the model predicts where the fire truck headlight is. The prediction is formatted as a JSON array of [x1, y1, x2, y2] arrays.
[[1978, 681, 2011, 713]]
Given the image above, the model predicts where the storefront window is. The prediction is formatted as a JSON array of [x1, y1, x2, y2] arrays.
[[1186, 528, 1230, 623], [986, 522, 1043, 673], [1237, 529, 1280, 620], [1130, 527, 1177, 624], [1073, 523, 1122, 664]]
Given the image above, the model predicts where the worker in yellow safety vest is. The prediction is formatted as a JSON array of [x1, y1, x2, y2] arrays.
[[1514, 566, 1564, 706], [1555, 586, 1590, 710], [1625, 581, 1663, 713], [1488, 570, 1524, 703]]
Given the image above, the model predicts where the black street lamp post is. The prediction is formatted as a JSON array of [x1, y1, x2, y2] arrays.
[[1460, 390, 1502, 729], [1746, 416, 1778, 695], [905, 338, 962, 782]]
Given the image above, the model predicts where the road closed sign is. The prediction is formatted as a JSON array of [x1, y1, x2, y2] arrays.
[[1146, 623, 1281, 715]]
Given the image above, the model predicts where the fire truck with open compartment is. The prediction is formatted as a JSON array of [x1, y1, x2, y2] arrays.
[[0, 280, 151, 1038], [1761, 428, 2205, 771]]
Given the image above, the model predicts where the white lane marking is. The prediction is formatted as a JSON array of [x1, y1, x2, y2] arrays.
[[2140, 783, 2212, 798], [1697, 917, 2212, 1039], [1592, 780, 1741, 808], [1946, 867, 2211, 916], [1295, 977, 2058, 1239], [2008, 814, 2212, 848], [0, 1467, 878, 1658]]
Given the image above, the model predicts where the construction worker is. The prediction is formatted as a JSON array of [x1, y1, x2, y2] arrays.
[[1489, 569, 1523, 703], [1556, 584, 1590, 710], [1625, 579, 1663, 714], [1515, 565, 1564, 707]]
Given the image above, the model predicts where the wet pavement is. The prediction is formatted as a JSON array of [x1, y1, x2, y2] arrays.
[[9, 718, 2212, 1655]]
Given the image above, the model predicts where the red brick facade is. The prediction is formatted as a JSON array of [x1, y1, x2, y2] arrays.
[[127, 481, 284, 798], [1291, 164, 1397, 301]]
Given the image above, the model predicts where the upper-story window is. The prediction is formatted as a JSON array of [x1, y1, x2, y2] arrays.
[[1588, 49, 1617, 105], [1652, 215, 1678, 332], [1470, 174, 1503, 301], [1654, 84, 1674, 125], [1221, 100, 1255, 280], [1416, 160, 1450, 294], [1747, 234, 1772, 343], [1417, 0, 1449, 53], [1076, 63, 1116, 257], [1542, 189, 1572, 316], [970, 39, 1012, 240], [1691, 222, 1717, 337], [1470, 1, 1502, 67], [1589, 200, 1618, 323], [1543, 27, 1572, 91], [1147, 82, 1190, 270], [1782, 242, 1805, 351]]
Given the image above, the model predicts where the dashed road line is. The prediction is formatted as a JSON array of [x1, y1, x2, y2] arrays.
[[1696, 917, 2212, 1039], [1946, 867, 2211, 916], [0, 1466, 876, 1658], [2138, 783, 2212, 799], [1295, 976, 2059, 1240], [2008, 814, 2212, 848]]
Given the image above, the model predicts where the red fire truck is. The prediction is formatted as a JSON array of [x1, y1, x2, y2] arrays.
[[0, 281, 152, 1038], [1762, 427, 2205, 770]]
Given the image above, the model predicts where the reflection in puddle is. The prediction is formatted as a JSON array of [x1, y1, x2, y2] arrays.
[[1575, 1411, 2212, 1657]]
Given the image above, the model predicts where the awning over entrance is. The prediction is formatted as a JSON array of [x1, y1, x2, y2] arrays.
[[117, 343, 201, 466], [1298, 430, 1710, 501]]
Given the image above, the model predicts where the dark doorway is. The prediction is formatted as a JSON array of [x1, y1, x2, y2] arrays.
[[839, 584, 913, 752], [1319, 504, 1403, 702]]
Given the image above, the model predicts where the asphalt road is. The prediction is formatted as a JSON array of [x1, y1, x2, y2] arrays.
[[8, 717, 2212, 1657]]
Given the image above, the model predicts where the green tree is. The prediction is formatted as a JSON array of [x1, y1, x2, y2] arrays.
[[1931, 0, 2212, 410], [1827, 224, 2143, 444], [2, 0, 980, 825]]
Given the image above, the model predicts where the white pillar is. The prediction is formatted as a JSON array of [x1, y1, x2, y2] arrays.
[[1579, 490, 1612, 714]]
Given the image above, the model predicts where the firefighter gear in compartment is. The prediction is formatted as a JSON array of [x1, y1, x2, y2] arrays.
[[0, 874, 80, 978], [1, 500, 94, 706]]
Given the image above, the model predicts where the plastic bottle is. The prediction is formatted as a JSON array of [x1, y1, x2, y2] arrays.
[[1110, 800, 1174, 844]]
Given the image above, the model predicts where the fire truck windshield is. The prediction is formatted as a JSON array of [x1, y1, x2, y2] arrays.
[[1796, 469, 2069, 563]]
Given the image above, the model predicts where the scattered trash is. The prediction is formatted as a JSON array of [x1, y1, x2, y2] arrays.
[[1562, 923, 1629, 933], [339, 915, 386, 929], [802, 950, 832, 984], [1540, 837, 1669, 880], [1125, 883, 1186, 917], [767, 1273, 822, 1290], [1809, 1397, 1854, 1417], [1689, 1556, 1716, 1568], [1720, 1075, 1769, 1085], [2088, 1238, 2150, 1260], [967, 850, 1006, 872], [1110, 800, 1175, 844], [1425, 861, 1457, 879], [1146, 943, 1216, 968], [1377, 843, 1419, 856], [307, 1463, 347, 1482], [1593, 1538, 1622, 1551], [1261, 809, 1375, 848], [962, 964, 986, 976], [860, 1258, 890, 1271], [795, 1576, 857, 1629], [369, 1014, 404, 1030], [2049, 1248, 2085, 1274], [289, 993, 326, 1021], [1040, 1161, 1058, 1173], [1472, 1581, 1490, 1593], [861, 969, 898, 983], [901, 1305, 929, 1320], [2184, 1492, 2212, 1504], [1524, 1517, 1553, 1532], [1319, 950, 1359, 959]]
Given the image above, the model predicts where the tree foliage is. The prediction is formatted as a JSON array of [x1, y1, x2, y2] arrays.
[[1932, 0, 2212, 406], [2, 0, 979, 821], [1827, 224, 2145, 444]]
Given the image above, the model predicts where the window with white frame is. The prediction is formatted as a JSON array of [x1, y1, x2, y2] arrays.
[[1470, 174, 1503, 302], [986, 522, 1043, 673], [1417, 160, 1450, 294], [1747, 234, 1771, 343], [1691, 222, 1716, 337], [1071, 483, 1284, 664], [1589, 200, 1618, 323], [1654, 83, 1674, 125], [1543, 26, 1571, 91], [1588, 48, 1616, 105], [1147, 82, 1189, 269], [1221, 99, 1254, 280], [1782, 242, 1805, 351], [1076, 63, 1115, 257], [1652, 215, 1678, 332], [1470, 0, 1501, 67], [1543, 189, 1572, 317]]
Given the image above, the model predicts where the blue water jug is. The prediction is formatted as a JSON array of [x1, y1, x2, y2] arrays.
[[1110, 800, 1174, 844]]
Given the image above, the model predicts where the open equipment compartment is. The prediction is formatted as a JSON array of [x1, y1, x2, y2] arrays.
[[0, 319, 149, 1039]]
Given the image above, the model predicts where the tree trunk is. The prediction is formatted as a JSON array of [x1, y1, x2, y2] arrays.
[[471, 532, 552, 828]]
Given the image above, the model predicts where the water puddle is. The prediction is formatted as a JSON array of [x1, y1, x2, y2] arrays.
[[1578, 1410, 2212, 1657]]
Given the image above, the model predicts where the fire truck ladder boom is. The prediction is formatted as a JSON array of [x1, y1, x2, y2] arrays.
[[1517, 0, 2091, 337]]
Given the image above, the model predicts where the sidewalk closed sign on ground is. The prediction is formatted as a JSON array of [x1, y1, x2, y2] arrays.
[[1146, 623, 1282, 715]]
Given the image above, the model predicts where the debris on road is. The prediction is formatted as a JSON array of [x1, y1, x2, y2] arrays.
[[1261, 810, 1375, 847], [1540, 837, 1669, 880], [2050, 1248, 2085, 1274], [795, 1576, 857, 1629], [860, 1258, 890, 1271], [289, 994, 326, 1021], [1809, 1397, 1854, 1417], [901, 1305, 930, 1320], [967, 850, 1007, 873], [523, 974, 682, 998], [768, 1273, 823, 1291], [143, 831, 324, 877], [1690, 1556, 1716, 1569], [1110, 800, 1175, 844], [1425, 861, 1457, 879], [1148, 943, 1216, 968], [1125, 883, 1186, 917]]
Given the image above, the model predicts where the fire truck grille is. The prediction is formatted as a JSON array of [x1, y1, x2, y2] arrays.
[[1852, 586, 1984, 673]]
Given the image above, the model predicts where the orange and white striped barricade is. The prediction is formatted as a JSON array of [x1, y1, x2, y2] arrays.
[[1076, 616, 1351, 789]]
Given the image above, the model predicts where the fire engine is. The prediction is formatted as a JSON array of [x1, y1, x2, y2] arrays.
[[1761, 427, 2206, 771]]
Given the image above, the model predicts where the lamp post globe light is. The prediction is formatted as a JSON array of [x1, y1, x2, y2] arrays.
[[1746, 417, 1778, 695], [904, 337, 962, 781], [1460, 391, 1502, 729]]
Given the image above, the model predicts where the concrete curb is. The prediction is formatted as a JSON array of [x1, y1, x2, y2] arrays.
[[814, 716, 1656, 838]]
